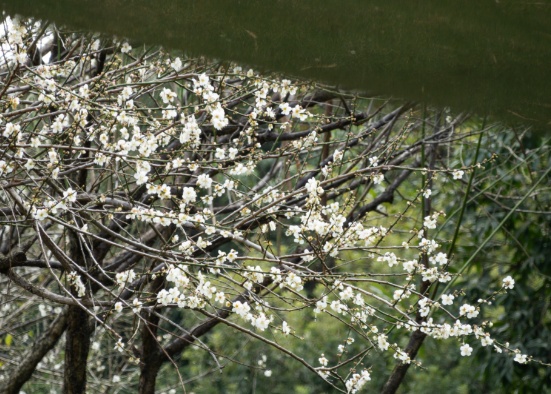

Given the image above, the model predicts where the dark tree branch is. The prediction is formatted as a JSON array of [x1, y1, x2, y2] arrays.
[[0, 310, 68, 394]]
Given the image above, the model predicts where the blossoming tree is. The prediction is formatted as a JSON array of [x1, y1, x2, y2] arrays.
[[0, 17, 548, 394]]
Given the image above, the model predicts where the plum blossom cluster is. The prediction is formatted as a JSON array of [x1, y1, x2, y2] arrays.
[[156, 269, 219, 310], [345, 369, 371, 393], [67, 272, 87, 297]]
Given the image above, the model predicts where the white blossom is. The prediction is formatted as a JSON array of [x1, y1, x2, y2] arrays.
[[503, 276, 515, 290], [460, 343, 473, 356]]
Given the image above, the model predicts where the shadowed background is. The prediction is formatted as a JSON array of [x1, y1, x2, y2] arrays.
[[2, 0, 551, 128]]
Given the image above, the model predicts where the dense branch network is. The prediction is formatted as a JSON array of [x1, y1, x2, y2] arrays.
[[0, 16, 540, 394]]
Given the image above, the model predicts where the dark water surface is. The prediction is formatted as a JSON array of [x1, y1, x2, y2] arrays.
[[2, 0, 551, 128]]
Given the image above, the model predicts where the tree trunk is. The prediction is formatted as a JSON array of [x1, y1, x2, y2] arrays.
[[139, 310, 162, 394], [64, 305, 90, 394]]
